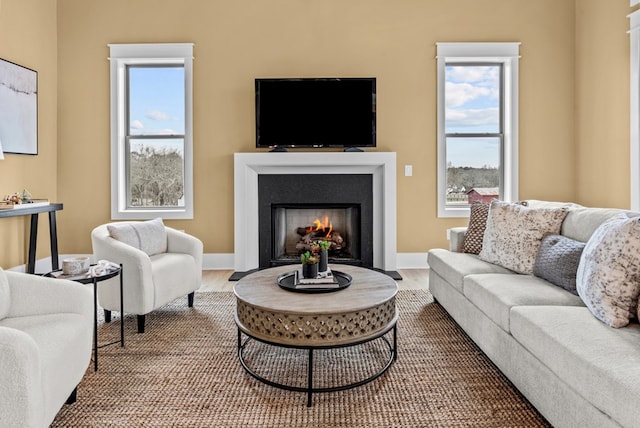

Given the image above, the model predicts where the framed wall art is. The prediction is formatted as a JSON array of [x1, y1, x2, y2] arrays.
[[0, 58, 37, 155]]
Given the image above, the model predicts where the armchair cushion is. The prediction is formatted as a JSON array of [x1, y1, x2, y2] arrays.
[[0, 268, 9, 320], [107, 217, 167, 256]]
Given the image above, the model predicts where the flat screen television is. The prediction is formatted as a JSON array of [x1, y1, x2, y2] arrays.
[[255, 77, 376, 149]]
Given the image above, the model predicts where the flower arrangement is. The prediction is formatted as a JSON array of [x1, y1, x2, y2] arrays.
[[300, 251, 319, 265], [317, 240, 331, 252]]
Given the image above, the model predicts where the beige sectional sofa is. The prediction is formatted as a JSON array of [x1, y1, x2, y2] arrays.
[[427, 201, 640, 428]]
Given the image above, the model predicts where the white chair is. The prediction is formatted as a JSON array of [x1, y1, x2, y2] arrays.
[[0, 268, 93, 427], [91, 219, 203, 333]]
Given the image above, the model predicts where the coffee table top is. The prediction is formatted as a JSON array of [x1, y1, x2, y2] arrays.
[[234, 264, 398, 315], [234, 265, 398, 346]]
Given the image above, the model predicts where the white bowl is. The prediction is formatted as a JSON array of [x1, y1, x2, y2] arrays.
[[62, 256, 91, 276]]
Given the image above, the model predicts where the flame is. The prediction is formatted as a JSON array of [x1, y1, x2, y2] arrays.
[[306, 215, 333, 238]]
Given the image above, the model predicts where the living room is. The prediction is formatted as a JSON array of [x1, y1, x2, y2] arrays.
[[0, 0, 637, 427]]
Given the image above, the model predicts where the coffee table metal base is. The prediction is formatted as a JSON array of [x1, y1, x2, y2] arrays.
[[236, 322, 397, 407]]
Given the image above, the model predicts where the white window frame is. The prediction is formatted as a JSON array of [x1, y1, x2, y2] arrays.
[[630, 11, 640, 210], [108, 43, 194, 220], [436, 42, 520, 218]]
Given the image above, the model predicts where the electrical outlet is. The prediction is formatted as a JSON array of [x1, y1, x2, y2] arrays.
[[404, 165, 413, 176]]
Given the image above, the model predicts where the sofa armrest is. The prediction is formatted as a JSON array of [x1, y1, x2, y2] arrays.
[[0, 326, 44, 428], [448, 227, 468, 253], [166, 227, 203, 270], [5, 272, 92, 320]]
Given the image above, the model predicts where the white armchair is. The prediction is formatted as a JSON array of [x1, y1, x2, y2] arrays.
[[0, 268, 93, 427], [91, 219, 203, 333]]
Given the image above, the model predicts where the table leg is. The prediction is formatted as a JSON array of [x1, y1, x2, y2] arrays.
[[119, 265, 124, 347], [307, 348, 314, 407], [27, 214, 38, 274], [93, 278, 98, 372], [48, 211, 59, 271], [393, 324, 398, 361]]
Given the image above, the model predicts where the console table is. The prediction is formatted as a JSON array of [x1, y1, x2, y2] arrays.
[[0, 203, 63, 274]]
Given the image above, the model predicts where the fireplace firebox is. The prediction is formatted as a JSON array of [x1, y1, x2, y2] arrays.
[[258, 174, 373, 269]]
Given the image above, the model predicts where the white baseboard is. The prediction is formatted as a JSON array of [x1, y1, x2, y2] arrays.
[[14, 252, 429, 273], [396, 253, 429, 269]]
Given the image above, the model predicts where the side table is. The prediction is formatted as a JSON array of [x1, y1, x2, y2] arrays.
[[45, 264, 124, 371]]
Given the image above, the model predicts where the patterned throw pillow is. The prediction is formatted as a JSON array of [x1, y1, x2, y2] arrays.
[[479, 201, 569, 274], [107, 218, 168, 256], [576, 215, 640, 328], [462, 202, 490, 255], [533, 234, 585, 295]]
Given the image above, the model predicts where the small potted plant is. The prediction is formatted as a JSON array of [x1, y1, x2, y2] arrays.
[[316, 240, 331, 272], [300, 251, 319, 279]]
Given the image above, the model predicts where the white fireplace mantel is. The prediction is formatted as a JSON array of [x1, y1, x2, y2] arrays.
[[234, 152, 397, 272]]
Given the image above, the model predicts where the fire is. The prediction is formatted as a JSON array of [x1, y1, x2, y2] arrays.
[[306, 215, 333, 238]]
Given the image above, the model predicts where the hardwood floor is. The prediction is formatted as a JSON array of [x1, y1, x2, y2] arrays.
[[199, 268, 429, 292]]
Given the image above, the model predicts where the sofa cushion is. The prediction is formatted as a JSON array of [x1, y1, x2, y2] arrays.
[[0, 268, 9, 320], [479, 201, 569, 274], [577, 215, 640, 328], [427, 249, 512, 294], [463, 273, 585, 332], [533, 234, 584, 295], [107, 218, 167, 256], [462, 202, 490, 255], [561, 207, 633, 243], [510, 306, 640, 428]]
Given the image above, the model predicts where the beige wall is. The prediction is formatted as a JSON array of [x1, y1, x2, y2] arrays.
[[0, 0, 634, 269], [0, 0, 57, 268], [575, 0, 632, 208]]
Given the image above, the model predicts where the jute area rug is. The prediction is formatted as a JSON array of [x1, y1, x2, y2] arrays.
[[51, 290, 550, 427]]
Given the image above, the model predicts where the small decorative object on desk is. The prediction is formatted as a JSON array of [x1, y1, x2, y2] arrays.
[[1, 190, 49, 209]]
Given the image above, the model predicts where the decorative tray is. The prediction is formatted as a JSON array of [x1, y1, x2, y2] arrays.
[[276, 270, 352, 294]]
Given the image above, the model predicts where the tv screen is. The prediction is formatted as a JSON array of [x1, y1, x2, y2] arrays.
[[255, 78, 376, 149]]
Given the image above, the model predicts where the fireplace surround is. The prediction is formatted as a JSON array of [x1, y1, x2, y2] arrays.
[[233, 152, 397, 274], [258, 174, 373, 268]]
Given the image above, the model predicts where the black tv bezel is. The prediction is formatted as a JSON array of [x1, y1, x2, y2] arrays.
[[255, 77, 377, 149]]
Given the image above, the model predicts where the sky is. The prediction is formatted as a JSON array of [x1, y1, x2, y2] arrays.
[[128, 66, 185, 154], [445, 65, 501, 168]]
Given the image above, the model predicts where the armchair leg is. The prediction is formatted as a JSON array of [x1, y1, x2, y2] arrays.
[[104, 309, 112, 323], [137, 314, 145, 333], [137, 315, 144, 333], [188, 292, 195, 307], [66, 387, 77, 404]]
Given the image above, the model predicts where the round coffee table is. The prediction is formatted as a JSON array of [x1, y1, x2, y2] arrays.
[[234, 264, 398, 406]]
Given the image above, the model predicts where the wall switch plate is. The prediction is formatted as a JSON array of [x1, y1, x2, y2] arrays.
[[404, 165, 413, 176]]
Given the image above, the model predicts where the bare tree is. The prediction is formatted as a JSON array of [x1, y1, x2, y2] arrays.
[[129, 146, 184, 207]]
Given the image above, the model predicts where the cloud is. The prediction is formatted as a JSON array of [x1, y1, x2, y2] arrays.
[[131, 120, 144, 129], [447, 66, 499, 85], [445, 82, 491, 108], [146, 110, 175, 121], [446, 107, 499, 128]]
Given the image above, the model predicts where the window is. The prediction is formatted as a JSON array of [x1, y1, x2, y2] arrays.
[[109, 44, 194, 219], [436, 43, 520, 217]]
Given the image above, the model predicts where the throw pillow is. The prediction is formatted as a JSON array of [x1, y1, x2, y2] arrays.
[[533, 234, 585, 295], [0, 268, 9, 320], [479, 201, 569, 274], [462, 202, 490, 255], [107, 218, 168, 256], [576, 215, 640, 328]]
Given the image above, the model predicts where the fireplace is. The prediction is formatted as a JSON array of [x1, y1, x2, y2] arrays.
[[258, 174, 373, 269], [233, 152, 397, 274]]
